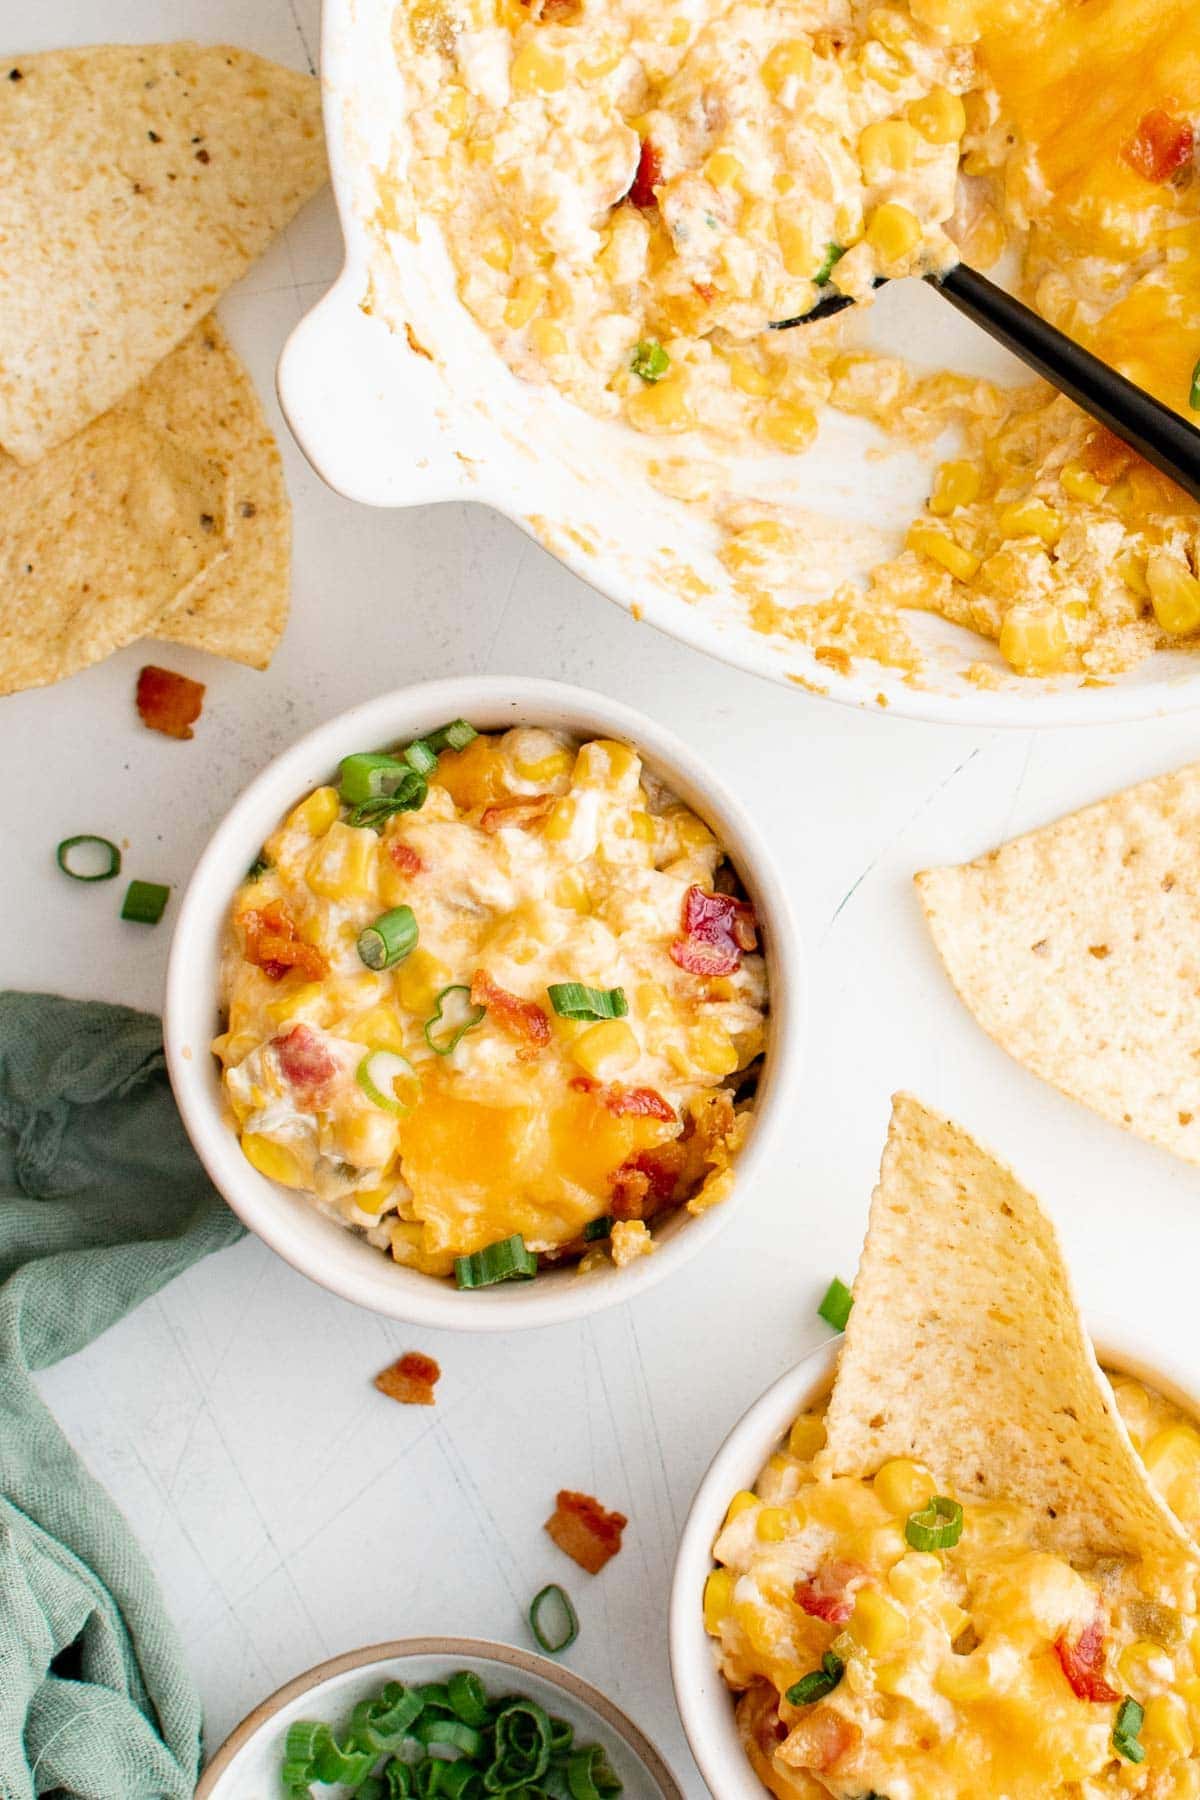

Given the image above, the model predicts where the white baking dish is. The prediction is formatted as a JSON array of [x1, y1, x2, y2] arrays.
[[276, 0, 1200, 727]]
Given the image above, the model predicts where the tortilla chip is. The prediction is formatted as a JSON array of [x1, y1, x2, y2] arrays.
[[0, 43, 326, 464], [916, 766, 1200, 1165], [820, 1094, 1196, 1580], [0, 416, 229, 696], [134, 319, 290, 667]]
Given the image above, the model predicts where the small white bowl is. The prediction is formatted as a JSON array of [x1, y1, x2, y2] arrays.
[[194, 1636, 685, 1799], [669, 1324, 1200, 1800], [166, 675, 804, 1331]]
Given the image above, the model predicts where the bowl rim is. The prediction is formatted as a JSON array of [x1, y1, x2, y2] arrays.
[[194, 1634, 686, 1800], [165, 674, 806, 1332], [668, 1319, 1200, 1800]]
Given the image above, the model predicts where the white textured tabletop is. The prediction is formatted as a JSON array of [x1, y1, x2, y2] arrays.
[[6, 1, 1200, 1792]]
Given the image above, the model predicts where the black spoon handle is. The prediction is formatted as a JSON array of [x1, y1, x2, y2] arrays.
[[933, 264, 1200, 502]]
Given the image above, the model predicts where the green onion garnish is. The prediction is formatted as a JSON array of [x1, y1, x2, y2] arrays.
[[1190, 357, 1200, 411], [566, 1742, 622, 1800], [905, 1494, 964, 1552], [631, 339, 669, 383], [120, 880, 170, 925], [454, 1233, 538, 1288], [447, 1672, 491, 1729], [547, 982, 628, 1021], [403, 738, 440, 777], [425, 719, 478, 754], [356, 1050, 418, 1114], [357, 905, 419, 970], [339, 752, 414, 804], [55, 835, 121, 882], [246, 854, 271, 881], [529, 1583, 580, 1654], [785, 1650, 844, 1707], [413, 1717, 486, 1758], [347, 772, 428, 830], [817, 1276, 853, 1331], [424, 984, 486, 1054], [1114, 1695, 1145, 1763], [583, 1216, 612, 1242], [814, 242, 846, 285]]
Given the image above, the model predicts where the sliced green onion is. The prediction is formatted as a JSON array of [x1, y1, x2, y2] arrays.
[[547, 983, 628, 1021], [120, 879, 170, 925], [566, 1743, 621, 1800], [1190, 357, 1200, 411], [357, 1050, 419, 1114], [414, 1717, 486, 1758], [814, 241, 846, 285], [817, 1276, 853, 1331], [358, 904, 419, 970], [425, 719, 478, 754], [905, 1494, 964, 1552], [403, 738, 440, 777], [529, 1583, 579, 1654], [56, 835, 121, 882], [348, 772, 428, 830], [246, 853, 271, 881], [425, 984, 486, 1054], [455, 1233, 538, 1289], [429, 1764, 482, 1800], [339, 752, 415, 804], [582, 1216, 612, 1242], [448, 1672, 492, 1729], [1114, 1695, 1145, 1763], [548, 1718, 575, 1757], [631, 339, 669, 384], [785, 1650, 844, 1707]]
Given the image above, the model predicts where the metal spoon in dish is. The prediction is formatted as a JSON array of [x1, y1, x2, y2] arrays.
[[771, 262, 1200, 504]]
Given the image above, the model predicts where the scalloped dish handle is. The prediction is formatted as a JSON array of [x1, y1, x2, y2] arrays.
[[276, 272, 470, 510]]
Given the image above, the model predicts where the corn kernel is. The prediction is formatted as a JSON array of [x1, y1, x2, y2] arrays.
[[760, 38, 813, 94], [997, 498, 1063, 546], [479, 223, 514, 271], [775, 214, 819, 279], [855, 1522, 909, 1569], [704, 1568, 736, 1633], [756, 1506, 792, 1542], [1181, 1676, 1200, 1739], [999, 604, 1071, 675], [866, 202, 922, 263], [722, 356, 771, 403], [758, 401, 818, 452], [1147, 553, 1200, 637], [504, 274, 546, 329], [348, 1183, 396, 1217], [848, 1588, 908, 1658], [689, 1021, 739, 1076], [936, 1651, 993, 1703], [510, 43, 566, 93], [1120, 1639, 1172, 1693], [395, 947, 452, 1016], [788, 1414, 826, 1460], [530, 318, 568, 358], [347, 1005, 409, 1056], [1116, 550, 1150, 598], [435, 84, 469, 135], [906, 521, 980, 580], [572, 1019, 640, 1079], [578, 42, 625, 79], [1060, 461, 1107, 504], [908, 0, 978, 43], [874, 1459, 936, 1518], [1143, 1423, 1200, 1490], [554, 869, 591, 913], [288, 785, 340, 838], [629, 809, 655, 844], [1143, 1693, 1194, 1757], [906, 86, 966, 144], [929, 459, 982, 515], [888, 1552, 943, 1606], [867, 10, 914, 54], [626, 375, 694, 433], [306, 819, 378, 900], [725, 1490, 760, 1524], [542, 797, 576, 841], [668, 16, 689, 44], [704, 149, 744, 190], [858, 120, 921, 180], [265, 982, 327, 1028], [241, 1132, 307, 1188]]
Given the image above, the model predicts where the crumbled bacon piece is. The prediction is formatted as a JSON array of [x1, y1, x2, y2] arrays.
[[1120, 108, 1195, 185], [375, 1350, 441, 1407], [780, 1710, 860, 1773], [693, 281, 717, 303], [545, 1489, 627, 1574], [794, 1559, 869, 1626], [479, 794, 554, 834], [1081, 426, 1135, 486], [670, 884, 757, 977], [240, 901, 329, 982], [611, 1142, 687, 1217], [610, 1165, 651, 1220], [388, 841, 424, 875], [470, 969, 551, 1054], [628, 138, 662, 208], [136, 664, 206, 740], [602, 1084, 676, 1122], [273, 1024, 339, 1106], [1054, 1615, 1120, 1703]]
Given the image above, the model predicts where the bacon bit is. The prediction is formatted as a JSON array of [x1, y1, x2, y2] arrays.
[[388, 841, 424, 875], [693, 281, 718, 302], [603, 1084, 676, 1122], [375, 1350, 441, 1407], [136, 664, 206, 740], [1081, 426, 1135, 486], [781, 1709, 860, 1774], [240, 901, 329, 982], [670, 884, 757, 977], [1120, 108, 1195, 185], [610, 1165, 651, 1220], [273, 1024, 339, 1106], [470, 969, 551, 1054], [628, 138, 662, 208], [569, 1074, 600, 1093], [1054, 1616, 1120, 1703], [545, 1489, 627, 1574], [611, 1141, 687, 1222], [794, 1559, 869, 1626], [479, 794, 554, 834]]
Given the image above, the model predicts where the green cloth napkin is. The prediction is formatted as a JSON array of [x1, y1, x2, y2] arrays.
[[0, 992, 244, 1799]]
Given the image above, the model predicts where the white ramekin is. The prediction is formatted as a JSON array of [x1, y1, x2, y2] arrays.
[[165, 675, 804, 1331], [669, 1324, 1200, 1799]]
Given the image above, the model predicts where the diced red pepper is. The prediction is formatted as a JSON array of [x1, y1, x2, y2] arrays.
[[240, 901, 329, 982], [470, 968, 552, 1053], [479, 794, 554, 834], [1054, 1616, 1120, 1703], [136, 664, 206, 740], [375, 1350, 441, 1406], [603, 1084, 676, 1122], [628, 138, 662, 208], [545, 1489, 627, 1573], [388, 842, 424, 875], [273, 1024, 339, 1105], [1120, 108, 1195, 185], [794, 1559, 869, 1626]]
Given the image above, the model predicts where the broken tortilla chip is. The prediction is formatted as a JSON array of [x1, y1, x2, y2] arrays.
[[820, 1094, 1197, 1585], [0, 43, 326, 463], [916, 766, 1200, 1165], [0, 416, 229, 696]]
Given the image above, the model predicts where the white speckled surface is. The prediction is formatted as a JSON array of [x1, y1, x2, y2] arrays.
[[6, 2, 1200, 1792]]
